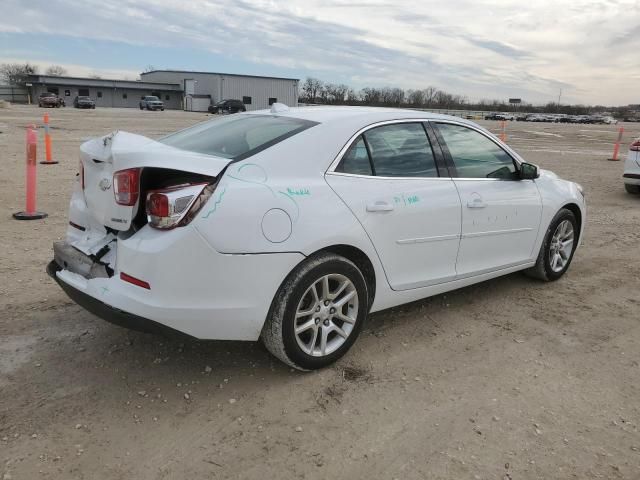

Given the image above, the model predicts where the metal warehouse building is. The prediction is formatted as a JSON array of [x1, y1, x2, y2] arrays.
[[26, 75, 183, 109], [140, 70, 299, 112]]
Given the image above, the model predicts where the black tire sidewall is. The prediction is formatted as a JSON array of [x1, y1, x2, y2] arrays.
[[541, 209, 578, 281], [281, 258, 368, 370]]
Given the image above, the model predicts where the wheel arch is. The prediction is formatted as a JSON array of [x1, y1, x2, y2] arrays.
[[561, 202, 583, 242], [308, 244, 377, 308]]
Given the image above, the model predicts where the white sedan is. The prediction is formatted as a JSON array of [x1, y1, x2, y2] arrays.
[[624, 137, 640, 194], [48, 105, 586, 370]]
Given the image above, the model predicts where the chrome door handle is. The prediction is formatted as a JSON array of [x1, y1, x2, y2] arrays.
[[366, 201, 394, 212], [466, 199, 487, 208]]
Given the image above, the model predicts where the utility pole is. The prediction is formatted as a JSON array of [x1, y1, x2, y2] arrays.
[[558, 88, 562, 105]]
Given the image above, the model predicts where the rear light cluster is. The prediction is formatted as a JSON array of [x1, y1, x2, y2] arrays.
[[630, 139, 640, 152], [146, 182, 216, 229], [113, 168, 141, 206], [111, 168, 216, 230]]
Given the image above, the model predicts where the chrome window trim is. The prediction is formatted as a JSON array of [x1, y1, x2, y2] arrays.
[[327, 171, 456, 181], [325, 118, 525, 181]]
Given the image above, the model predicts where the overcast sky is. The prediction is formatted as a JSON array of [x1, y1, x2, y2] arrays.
[[1, 0, 639, 105]]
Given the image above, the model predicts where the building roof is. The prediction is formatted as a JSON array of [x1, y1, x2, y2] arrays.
[[27, 75, 183, 91], [141, 70, 299, 82]]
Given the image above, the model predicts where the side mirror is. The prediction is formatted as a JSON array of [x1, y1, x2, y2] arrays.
[[520, 162, 539, 180]]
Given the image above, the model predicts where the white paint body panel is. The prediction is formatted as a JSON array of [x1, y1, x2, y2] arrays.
[[54, 107, 586, 341], [325, 175, 461, 290], [624, 148, 640, 186], [453, 178, 542, 276]]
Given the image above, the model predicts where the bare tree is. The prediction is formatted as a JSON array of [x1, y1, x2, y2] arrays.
[[360, 87, 382, 105], [143, 65, 156, 73], [301, 77, 324, 103], [0, 62, 38, 85], [324, 83, 349, 104], [88, 74, 102, 79], [346, 88, 359, 103], [407, 89, 425, 106], [45, 65, 67, 76]]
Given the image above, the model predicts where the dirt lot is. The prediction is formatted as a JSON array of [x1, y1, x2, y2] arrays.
[[1, 105, 639, 480]]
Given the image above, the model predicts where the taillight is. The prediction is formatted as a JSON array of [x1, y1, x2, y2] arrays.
[[630, 139, 640, 152], [113, 168, 141, 206], [146, 182, 215, 229]]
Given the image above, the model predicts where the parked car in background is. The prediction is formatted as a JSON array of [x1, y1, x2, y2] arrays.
[[527, 114, 546, 122], [38, 92, 65, 108], [73, 96, 96, 109], [139, 96, 164, 111], [624, 138, 640, 194], [208, 99, 246, 114], [484, 112, 514, 121], [47, 105, 586, 370]]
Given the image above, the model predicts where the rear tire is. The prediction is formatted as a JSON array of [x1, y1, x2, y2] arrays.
[[625, 184, 640, 194], [139, 105, 143, 110], [261, 252, 369, 370], [525, 208, 578, 281]]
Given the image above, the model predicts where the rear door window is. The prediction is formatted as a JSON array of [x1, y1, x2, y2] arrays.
[[335, 136, 373, 175], [160, 115, 318, 160], [336, 122, 438, 177]]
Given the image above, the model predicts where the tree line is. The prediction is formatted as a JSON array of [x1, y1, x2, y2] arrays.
[[300, 77, 632, 116], [0, 62, 91, 85]]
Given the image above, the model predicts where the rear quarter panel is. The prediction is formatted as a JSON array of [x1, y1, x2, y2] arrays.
[[191, 122, 392, 309]]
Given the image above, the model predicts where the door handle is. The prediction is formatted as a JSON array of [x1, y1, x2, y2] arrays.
[[366, 201, 394, 212], [466, 198, 487, 209]]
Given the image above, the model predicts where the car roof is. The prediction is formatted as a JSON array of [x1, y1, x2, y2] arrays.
[[244, 105, 476, 127]]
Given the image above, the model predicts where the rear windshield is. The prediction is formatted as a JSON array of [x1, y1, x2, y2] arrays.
[[160, 114, 318, 160]]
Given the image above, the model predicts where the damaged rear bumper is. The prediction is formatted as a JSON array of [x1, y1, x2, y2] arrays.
[[47, 260, 189, 337], [47, 227, 306, 341]]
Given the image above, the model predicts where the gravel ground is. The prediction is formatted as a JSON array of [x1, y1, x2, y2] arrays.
[[1, 104, 639, 480]]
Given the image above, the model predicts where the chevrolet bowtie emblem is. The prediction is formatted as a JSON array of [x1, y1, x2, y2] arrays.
[[99, 178, 112, 191]]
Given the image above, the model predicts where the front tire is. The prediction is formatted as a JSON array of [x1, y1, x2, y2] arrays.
[[261, 252, 369, 370], [525, 208, 578, 281], [625, 184, 640, 194]]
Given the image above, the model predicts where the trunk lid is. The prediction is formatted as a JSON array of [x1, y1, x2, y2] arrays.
[[80, 131, 231, 231]]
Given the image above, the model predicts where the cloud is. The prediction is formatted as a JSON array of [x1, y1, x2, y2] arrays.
[[0, 0, 638, 104], [468, 39, 531, 59]]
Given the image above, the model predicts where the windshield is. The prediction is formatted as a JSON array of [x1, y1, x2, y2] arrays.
[[41, 93, 56, 97], [160, 114, 318, 160], [78, 96, 91, 100], [146, 96, 159, 101]]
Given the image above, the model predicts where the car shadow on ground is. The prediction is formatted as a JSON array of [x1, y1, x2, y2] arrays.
[[40, 270, 535, 377]]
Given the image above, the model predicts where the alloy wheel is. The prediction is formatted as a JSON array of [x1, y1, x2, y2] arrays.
[[549, 220, 574, 273], [294, 274, 359, 357]]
